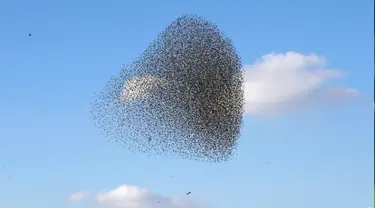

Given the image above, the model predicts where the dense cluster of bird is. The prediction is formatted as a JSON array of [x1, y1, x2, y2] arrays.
[[90, 14, 244, 163]]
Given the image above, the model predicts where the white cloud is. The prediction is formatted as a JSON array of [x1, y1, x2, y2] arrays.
[[118, 51, 358, 116], [243, 52, 358, 116], [68, 191, 90, 202], [95, 184, 210, 208], [119, 75, 166, 102]]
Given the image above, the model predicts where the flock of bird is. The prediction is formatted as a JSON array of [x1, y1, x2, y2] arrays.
[[90, 14, 244, 163]]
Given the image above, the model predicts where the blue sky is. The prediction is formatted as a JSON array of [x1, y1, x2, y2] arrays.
[[0, 0, 373, 207]]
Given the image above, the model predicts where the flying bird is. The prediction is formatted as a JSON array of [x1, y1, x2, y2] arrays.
[[28, 34, 32, 36], [186, 192, 191, 195]]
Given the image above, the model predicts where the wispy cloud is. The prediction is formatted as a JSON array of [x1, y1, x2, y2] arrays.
[[95, 184, 211, 208], [68, 191, 90, 202]]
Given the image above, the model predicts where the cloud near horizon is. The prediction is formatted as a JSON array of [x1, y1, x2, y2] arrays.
[[68, 191, 90, 202], [69, 184, 211, 208], [119, 52, 358, 117]]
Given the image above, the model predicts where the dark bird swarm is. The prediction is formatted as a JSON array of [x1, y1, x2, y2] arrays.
[[90, 14, 244, 163]]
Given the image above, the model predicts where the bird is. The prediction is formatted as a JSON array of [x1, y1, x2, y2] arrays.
[[186, 192, 191, 195], [28, 33, 32, 36]]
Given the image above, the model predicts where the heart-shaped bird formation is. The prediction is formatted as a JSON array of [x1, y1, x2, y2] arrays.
[[90, 14, 244, 163]]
